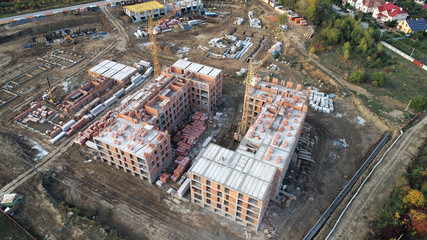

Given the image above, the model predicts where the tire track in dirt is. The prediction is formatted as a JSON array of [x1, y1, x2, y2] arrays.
[[325, 117, 426, 239]]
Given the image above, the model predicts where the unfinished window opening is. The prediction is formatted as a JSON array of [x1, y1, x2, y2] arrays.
[[194, 193, 202, 200]]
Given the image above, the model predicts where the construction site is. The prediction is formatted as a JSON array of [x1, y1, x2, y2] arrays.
[[1, 0, 422, 240]]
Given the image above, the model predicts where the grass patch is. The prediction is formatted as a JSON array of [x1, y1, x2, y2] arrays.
[[0, 0, 99, 19], [318, 49, 426, 103], [0, 213, 33, 240], [316, 48, 426, 125]]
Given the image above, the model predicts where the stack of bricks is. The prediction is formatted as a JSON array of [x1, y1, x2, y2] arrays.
[[174, 112, 208, 156], [171, 156, 190, 182], [160, 173, 171, 183]]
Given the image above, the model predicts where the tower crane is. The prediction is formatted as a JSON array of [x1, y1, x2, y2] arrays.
[[234, 51, 272, 141], [147, 1, 179, 78]]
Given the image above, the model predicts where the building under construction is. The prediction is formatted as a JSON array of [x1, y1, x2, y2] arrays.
[[92, 59, 223, 183], [124, 0, 203, 22], [188, 76, 310, 231]]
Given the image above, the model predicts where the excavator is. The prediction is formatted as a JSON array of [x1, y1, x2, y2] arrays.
[[65, 35, 76, 45]]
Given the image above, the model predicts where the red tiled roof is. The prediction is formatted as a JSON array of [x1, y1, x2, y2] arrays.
[[376, 12, 388, 18], [377, 2, 407, 17], [377, 2, 398, 12], [388, 8, 407, 17]]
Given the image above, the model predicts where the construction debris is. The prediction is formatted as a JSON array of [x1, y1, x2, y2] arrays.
[[308, 90, 334, 113], [248, 11, 261, 28], [233, 17, 245, 25], [333, 138, 349, 148], [236, 67, 248, 76]]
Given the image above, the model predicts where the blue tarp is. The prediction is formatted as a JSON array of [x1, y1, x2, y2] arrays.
[[185, 26, 192, 29], [329, 93, 335, 99]]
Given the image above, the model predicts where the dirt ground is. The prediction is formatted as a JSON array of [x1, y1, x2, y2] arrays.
[[264, 96, 383, 239], [0, 132, 34, 188], [0, 1, 404, 240], [321, 117, 426, 240]]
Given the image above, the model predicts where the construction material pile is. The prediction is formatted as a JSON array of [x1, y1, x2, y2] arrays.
[[233, 17, 245, 25], [173, 112, 208, 156], [158, 18, 182, 31], [248, 11, 261, 28], [160, 172, 171, 183], [20, 105, 55, 124], [171, 156, 190, 182], [134, 19, 182, 38], [74, 110, 114, 146], [309, 90, 334, 113]]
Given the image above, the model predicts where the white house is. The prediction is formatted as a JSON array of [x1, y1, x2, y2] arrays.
[[372, 2, 408, 22], [414, 0, 426, 5], [345, 0, 386, 13]]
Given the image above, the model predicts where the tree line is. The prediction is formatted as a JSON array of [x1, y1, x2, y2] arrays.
[[0, 0, 84, 16]]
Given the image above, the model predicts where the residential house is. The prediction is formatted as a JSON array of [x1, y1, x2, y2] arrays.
[[346, 0, 386, 13], [372, 2, 408, 22], [397, 18, 427, 34]]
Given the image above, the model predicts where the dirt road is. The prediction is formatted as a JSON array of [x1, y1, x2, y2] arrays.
[[100, 6, 128, 51], [323, 116, 426, 239]]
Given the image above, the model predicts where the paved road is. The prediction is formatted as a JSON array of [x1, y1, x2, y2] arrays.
[[0, 0, 115, 24], [325, 117, 426, 239]]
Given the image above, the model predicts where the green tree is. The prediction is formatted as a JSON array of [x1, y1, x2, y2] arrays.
[[409, 95, 427, 112], [377, 42, 383, 52], [278, 14, 288, 25], [306, 0, 318, 22], [359, 37, 368, 53], [297, 0, 310, 17], [279, 0, 297, 8], [342, 41, 350, 62], [348, 69, 366, 83], [313, 1, 332, 26], [350, 24, 363, 45], [371, 71, 386, 87], [332, 0, 343, 8]]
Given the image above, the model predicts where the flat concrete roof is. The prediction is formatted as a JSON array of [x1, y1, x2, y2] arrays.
[[93, 117, 164, 160], [190, 143, 276, 201], [172, 59, 222, 78]]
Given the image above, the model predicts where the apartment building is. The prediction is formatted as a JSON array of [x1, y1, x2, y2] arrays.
[[168, 59, 223, 113], [124, 1, 167, 22], [238, 77, 309, 198], [93, 118, 172, 183], [189, 76, 310, 231], [93, 59, 223, 182], [190, 144, 277, 231]]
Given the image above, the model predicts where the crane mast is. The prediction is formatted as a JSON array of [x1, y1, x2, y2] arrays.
[[147, 11, 160, 78], [240, 59, 253, 136], [147, 1, 179, 78], [235, 51, 272, 141]]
